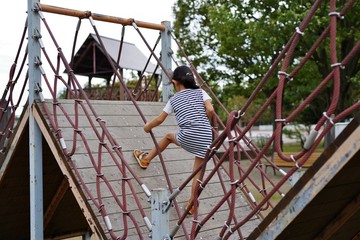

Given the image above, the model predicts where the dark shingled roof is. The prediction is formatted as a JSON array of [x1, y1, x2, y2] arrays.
[[69, 33, 160, 79]]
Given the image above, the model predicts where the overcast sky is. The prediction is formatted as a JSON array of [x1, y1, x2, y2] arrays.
[[0, 0, 177, 103]]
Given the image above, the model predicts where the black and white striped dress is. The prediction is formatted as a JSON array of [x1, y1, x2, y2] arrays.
[[163, 89, 213, 158]]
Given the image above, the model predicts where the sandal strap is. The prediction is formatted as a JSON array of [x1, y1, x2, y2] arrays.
[[138, 152, 150, 166], [139, 152, 148, 159]]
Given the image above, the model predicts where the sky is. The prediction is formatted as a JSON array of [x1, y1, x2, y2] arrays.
[[0, 0, 177, 106]]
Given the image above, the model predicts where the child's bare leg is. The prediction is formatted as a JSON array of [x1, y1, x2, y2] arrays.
[[189, 156, 205, 203], [142, 133, 177, 163]]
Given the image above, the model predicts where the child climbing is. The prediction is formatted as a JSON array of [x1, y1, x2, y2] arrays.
[[133, 65, 214, 215]]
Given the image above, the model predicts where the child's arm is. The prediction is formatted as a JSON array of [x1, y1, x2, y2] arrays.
[[144, 111, 168, 133], [204, 99, 214, 120]]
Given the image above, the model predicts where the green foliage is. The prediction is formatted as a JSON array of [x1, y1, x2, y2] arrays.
[[173, 0, 360, 124], [57, 88, 67, 99], [282, 141, 324, 153], [282, 123, 312, 147], [282, 142, 303, 152], [220, 95, 272, 125]]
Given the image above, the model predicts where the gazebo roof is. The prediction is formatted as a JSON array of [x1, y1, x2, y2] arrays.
[[69, 33, 160, 79]]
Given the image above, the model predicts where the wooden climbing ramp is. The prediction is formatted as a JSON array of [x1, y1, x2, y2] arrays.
[[1, 1, 359, 239], [0, 101, 359, 239], [0, 100, 261, 239]]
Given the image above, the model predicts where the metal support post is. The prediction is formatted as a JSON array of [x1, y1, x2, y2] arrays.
[[160, 21, 173, 102], [324, 114, 335, 149], [151, 188, 170, 239], [82, 231, 91, 240], [28, 0, 44, 239]]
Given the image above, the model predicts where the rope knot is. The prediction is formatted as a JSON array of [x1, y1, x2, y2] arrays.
[[295, 27, 304, 35], [112, 145, 122, 150], [74, 129, 82, 133], [228, 137, 238, 144], [330, 62, 345, 69], [278, 71, 292, 80], [329, 12, 344, 19], [196, 179, 205, 189], [207, 145, 218, 153], [83, 11, 92, 18], [323, 112, 335, 125], [192, 219, 203, 228], [224, 222, 234, 234], [235, 110, 245, 119], [290, 155, 301, 169]]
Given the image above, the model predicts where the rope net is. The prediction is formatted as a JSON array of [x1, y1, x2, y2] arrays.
[[0, 1, 359, 239]]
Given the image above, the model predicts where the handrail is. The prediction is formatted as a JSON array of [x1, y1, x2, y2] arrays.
[[39, 4, 166, 31]]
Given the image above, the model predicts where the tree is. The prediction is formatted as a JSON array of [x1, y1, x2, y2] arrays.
[[222, 95, 272, 126], [173, 1, 359, 124]]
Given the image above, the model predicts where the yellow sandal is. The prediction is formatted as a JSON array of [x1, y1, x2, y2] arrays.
[[133, 149, 150, 169], [186, 201, 196, 215]]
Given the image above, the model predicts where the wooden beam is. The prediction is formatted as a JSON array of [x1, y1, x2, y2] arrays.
[[32, 103, 105, 239], [44, 230, 89, 240], [314, 191, 360, 239], [39, 4, 166, 31], [44, 178, 69, 228], [256, 125, 360, 240], [0, 106, 29, 179]]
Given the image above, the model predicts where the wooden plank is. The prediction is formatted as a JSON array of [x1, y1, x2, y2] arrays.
[[60, 137, 183, 156], [36, 99, 259, 239], [41, 99, 169, 117], [314, 191, 360, 239], [89, 194, 258, 239], [331, 213, 360, 239], [73, 171, 227, 210], [46, 114, 176, 128], [83, 179, 233, 205], [74, 157, 218, 183], [33, 103, 106, 239], [79, 167, 248, 236], [69, 147, 193, 169], [272, 152, 321, 168], [87, 190, 251, 221], [0, 106, 29, 177], [301, 183, 360, 220], [58, 125, 175, 140], [256, 124, 360, 240], [44, 178, 69, 228]]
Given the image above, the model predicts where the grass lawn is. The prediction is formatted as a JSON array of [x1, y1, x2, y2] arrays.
[[282, 141, 324, 152]]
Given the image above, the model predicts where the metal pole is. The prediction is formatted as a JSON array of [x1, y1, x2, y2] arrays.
[[28, 0, 44, 239], [324, 114, 335, 149], [82, 231, 91, 240], [151, 188, 170, 239], [160, 21, 173, 102]]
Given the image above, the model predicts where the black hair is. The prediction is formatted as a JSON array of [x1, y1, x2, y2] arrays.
[[172, 65, 199, 89]]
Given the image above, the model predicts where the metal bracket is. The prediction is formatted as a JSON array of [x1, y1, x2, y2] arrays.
[[162, 199, 172, 214]]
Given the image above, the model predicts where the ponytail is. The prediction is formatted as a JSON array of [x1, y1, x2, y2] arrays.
[[172, 66, 199, 89]]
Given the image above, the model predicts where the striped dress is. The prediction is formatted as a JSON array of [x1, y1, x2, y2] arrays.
[[163, 89, 213, 158]]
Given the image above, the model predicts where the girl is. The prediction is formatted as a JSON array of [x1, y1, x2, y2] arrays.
[[134, 65, 214, 214]]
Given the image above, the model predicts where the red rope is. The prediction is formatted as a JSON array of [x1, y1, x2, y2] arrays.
[[0, 2, 358, 239]]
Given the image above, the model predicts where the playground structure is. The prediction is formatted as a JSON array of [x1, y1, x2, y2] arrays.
[[0, 1, 359, 239], [69, 33, 162, 101]]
